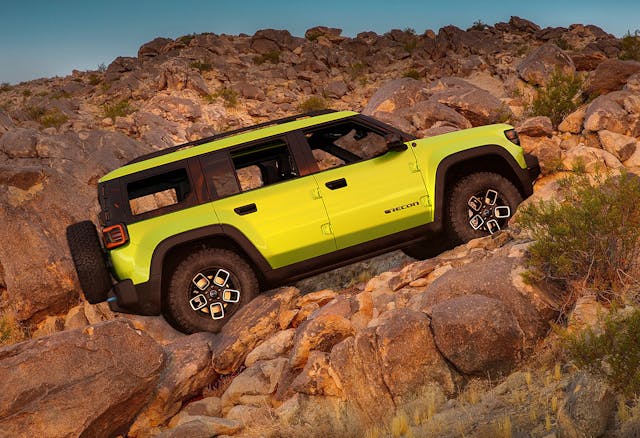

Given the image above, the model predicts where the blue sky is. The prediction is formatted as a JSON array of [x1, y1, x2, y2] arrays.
[[1, 0, 638, 84]]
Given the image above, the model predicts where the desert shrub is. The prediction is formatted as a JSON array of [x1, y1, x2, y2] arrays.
[[0, 82, 11, 92], [40, 108, 68, 129], [298, 96, 327, 112], [348, 62, 367, 80], [253, 50, 280, 65], [178, 34, 196, 45], [51, 90, 71, 99], [306, 29, 323, 41], [0, 312, 27, 347], [25, 105, 46, 120], [102, 100, 132, 121], [468, 20, 488, 31], [403, 69, 421, 80], [563, 307, 640, 396], [22, 89, 32, 97], [189, 60, 213, 72], [215, 87, 238, 107], [620, 30, 640, 61], [88, 74, 102, 86], [527, 68, 584, 127], [518, 172, 640, 305], [97, 63, 107, 73]]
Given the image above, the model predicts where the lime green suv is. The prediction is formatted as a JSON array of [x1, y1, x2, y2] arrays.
[[66, 110, 539, 333]]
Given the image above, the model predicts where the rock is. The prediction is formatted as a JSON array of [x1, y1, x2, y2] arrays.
[[519, 135, 562, 175], [426, 77, 512, 126], [0, 128, 39, 158], [517, 43, 575, 86], [584, 59, 640, 97], [324, 80, 349, 99], [63, 304, 89, 330], [245, 328, 295, 367], [562, 145, 624, 172], [626, 72, 640, 93], [236, 81, 265, 100], [31, 314, 65, 338], [557, 373, 615, 438], [290, 350, 343, 397], [289, 314, 354, 369], [430, 294, 524, 376], [330, 309, 455, 422], [305, 26, 343, 41], [567, 294, 606, 333], [138, 37, 172, 58], [583, 91, 638, 136], [0, 110, 15, 135], [180, 396, 222, 418], [124, 314, 185, 346], [220, 357, 288, 411], [298, 289, 338, 308], [251, 29, 295, 53], [362, 78, 429, 115], [128, 332, 218, 437], [509, 16, 541, 33], [409, 256, 557, 343], [597, 130, 637, 162], [158, 417, 241, 438], [0, 320, 164, 438], [558, 106, 587, 133], [212, 287, 300, 374], [517, 116, 553, 137], [389, 100, 472, 133]]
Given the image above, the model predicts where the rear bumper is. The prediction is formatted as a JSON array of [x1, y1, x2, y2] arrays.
[[524, 153, 541, 182], [107, 278, 161, 315]]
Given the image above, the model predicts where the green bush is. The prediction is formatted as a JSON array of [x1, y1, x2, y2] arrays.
[[88, 74, 102, 86], [402, 69, 421, 80], [348, 62, 367, 80], [620, 30, 640, 61], [41, 108, 68, 129], [25, 105, 46, 121], [190, 60, 213, 72], [102, 100, 132, 121], [563, 307, 640, 396], [518, 172, 640, 302], [528, 68, 584, 127], [298, 96, 327, 112], [215, 88, 238, 107], [0, 82, 11, 93], [253, 50, 280, 65], [468, 20, 488, 31]]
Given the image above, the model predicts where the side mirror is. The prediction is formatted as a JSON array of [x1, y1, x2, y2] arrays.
[[385, 133, 408, 152]]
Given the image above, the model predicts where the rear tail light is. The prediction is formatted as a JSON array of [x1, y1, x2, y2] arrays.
[[102, 224, 129, 249], [504, 129, 520, 146]]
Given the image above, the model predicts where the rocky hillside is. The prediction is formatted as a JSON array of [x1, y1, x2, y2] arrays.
[[1, 16, 640, 437]]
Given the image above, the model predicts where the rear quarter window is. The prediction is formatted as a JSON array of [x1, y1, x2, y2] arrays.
[[126, 168, 192, 217]]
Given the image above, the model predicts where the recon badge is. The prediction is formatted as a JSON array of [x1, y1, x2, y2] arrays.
[[385, 201, 420, 214]]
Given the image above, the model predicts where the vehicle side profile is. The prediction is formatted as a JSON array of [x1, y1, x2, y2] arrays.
[[66, 109, 539, 333]]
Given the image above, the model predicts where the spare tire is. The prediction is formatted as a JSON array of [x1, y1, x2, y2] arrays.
[[66, 221, 113, 304]]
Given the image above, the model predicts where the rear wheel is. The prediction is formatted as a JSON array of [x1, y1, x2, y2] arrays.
[[66, 221, 113, 304], [166, 248, 259, 334], [447, 172, 522, 244]]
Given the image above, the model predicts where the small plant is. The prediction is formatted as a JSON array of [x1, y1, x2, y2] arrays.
[[22, 89, 32, 97], [554, 38, 572, 51], [468, 20, 488, 31], [563, 307, 640, 396], [518, 171, 640, 305], [102, 100, 133, 121], [97, 63, 107, 73], [620, 30, 640, 61], [190, 60, 213, 72], [51, 90, 71, 100], [348, 62, 367, 80], [527, 68, 584, 127], [403, 37, 419, 54], [403, 27, 417, 36], [25, 105, 46, 121], [390, 412, 411, 437], [0, 312, 26, 347], [403, 69, 421, 80], [215, 87, 239, 107], [306, 29, 323, 41], [298, 96, 327, 112], [40, 108, 68, 129], [178, 34, 196, 45], [88, 74, 102, 86], [0, 82, 11, 92], [253, 50, 280, 65]]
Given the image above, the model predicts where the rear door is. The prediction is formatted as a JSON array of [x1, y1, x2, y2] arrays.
[[302, 120, 431, 249], [200, 135, 336, 269]]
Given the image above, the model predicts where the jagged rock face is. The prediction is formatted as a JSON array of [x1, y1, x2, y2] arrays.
[[584, 59, 640, 96], [0, 320, 165, 437], [517, 43, 575, 86]]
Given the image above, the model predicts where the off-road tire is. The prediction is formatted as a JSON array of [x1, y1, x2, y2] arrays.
[[447, 172, 522, 244], [166, 248, 259, 334], [66, 221, 113, 304]]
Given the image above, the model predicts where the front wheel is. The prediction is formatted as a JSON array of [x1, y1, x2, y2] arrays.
[[447, 172, 523, 244], [166, 248, 259, 334]]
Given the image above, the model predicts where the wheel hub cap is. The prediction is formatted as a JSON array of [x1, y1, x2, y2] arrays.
[[467, 189, 511, 234], [189, 268, 241, 320]]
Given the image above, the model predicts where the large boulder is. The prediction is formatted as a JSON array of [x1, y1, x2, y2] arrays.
[[597, 130, 637, 162], [212, 287, 300, 374], [430, 294, 524, 376], [583, 91, 640, 136], [138, 37, 173, 59], [517, 43, 575, 86], [584, 59, 640, 96], [0, 320, 165, 437], [0, 110, 15, 136], [425, 77, 512, 126], [289, 314, 354, 369], [128, 333, 218, 437], [362, 78, 429, 116], [330, 309, 455, 422]]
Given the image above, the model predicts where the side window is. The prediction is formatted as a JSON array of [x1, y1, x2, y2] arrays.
[[305, 122, 389, 171], [127, 168, 192, 216], [230, 139, 298, 193]]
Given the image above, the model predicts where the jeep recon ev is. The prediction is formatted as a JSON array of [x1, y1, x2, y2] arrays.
[[66, 110, 539, 334]]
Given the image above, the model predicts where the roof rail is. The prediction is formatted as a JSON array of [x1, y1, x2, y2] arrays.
[[126, 109, 338, 165]]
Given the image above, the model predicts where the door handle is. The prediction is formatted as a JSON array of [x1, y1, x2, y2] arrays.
[[325, 178, 347, 190], [234, 203, 257, 215]]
